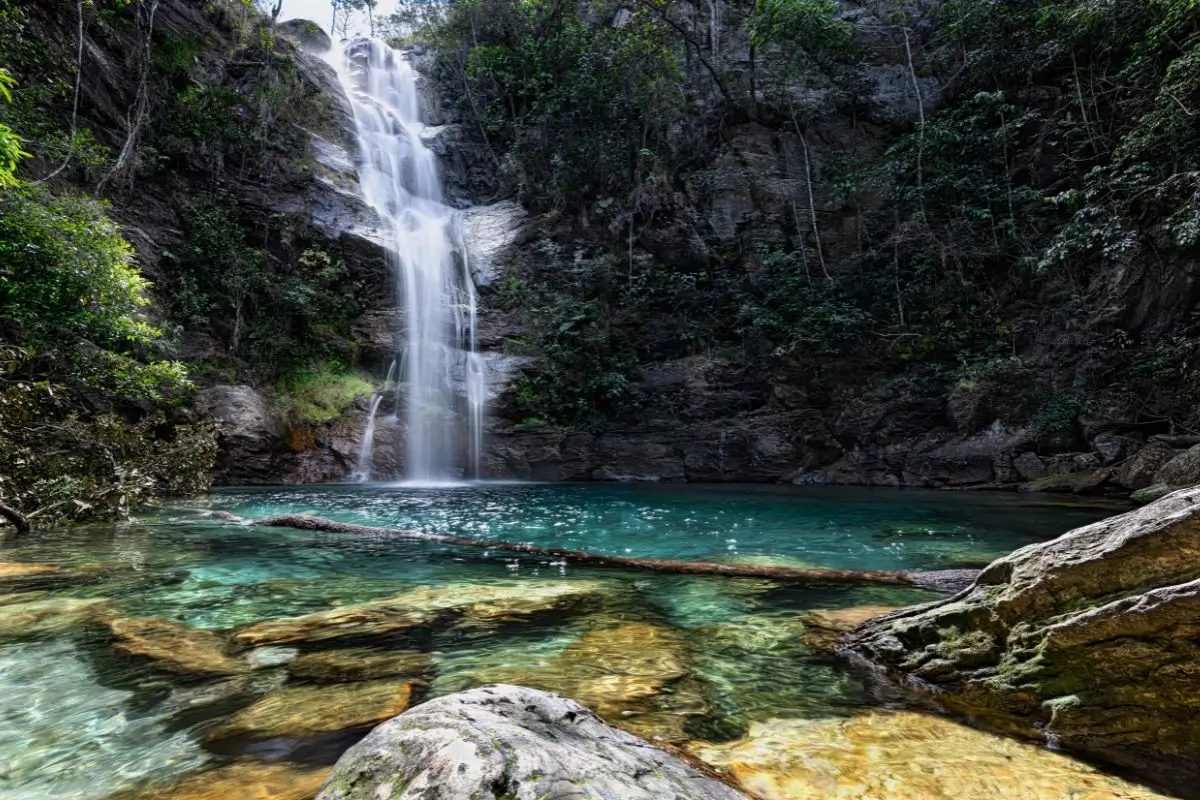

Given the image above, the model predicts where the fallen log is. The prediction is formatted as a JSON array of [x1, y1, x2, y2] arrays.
[[0, 503, 30, 535], [249, 513, 979, 592]]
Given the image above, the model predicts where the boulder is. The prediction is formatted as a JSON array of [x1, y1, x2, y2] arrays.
[[205, 679, 419, 744], [315, 684, 750, 800], [1011, 452, 1046, 481], [114, 760, 329, 800], [799, 605, 905, 653], [1118, 438, 1176, 489], [844, 485, 1200, 796], [105, 617, 249, 678], [194, 385, 287, 482], [1153, 442, 1200, 487], [288, 648, 434, 684], [231, 580, 612, 649], [689, 710, 1172, 800], [277, 19, 331, 54], [453, 621, 703, 743], [0, 597, 108, 640]]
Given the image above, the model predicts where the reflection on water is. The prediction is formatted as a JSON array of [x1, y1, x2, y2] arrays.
[[0, 484, 1168, 799]]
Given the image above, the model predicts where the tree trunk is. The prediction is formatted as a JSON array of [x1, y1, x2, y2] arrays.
[[248, 513, 978, 591]]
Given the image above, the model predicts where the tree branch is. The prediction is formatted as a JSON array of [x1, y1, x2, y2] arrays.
[[247, 513, 977, 591], [0, 504, 31, 535]]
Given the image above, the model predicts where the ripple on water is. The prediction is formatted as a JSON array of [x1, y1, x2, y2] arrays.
[[0, 638, 209, 800]]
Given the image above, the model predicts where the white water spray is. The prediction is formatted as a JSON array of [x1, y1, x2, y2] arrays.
[[334, 40, 485, 482]]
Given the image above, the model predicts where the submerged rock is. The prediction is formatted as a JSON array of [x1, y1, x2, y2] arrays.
[[106, 617, 249, 677], [798, 605, 906, 653], [451, 621, 705, 742], [230, 580, 610, 649], [689, 710, 1172, 799], [845, 485, 1200, 795], [316, 684, 749, 800], [288, 648, 433, 684], [114, 760, 329, 800], [0, 561, 103, 591], [205, 679, 419, 744], [0, 597, 108, 640]]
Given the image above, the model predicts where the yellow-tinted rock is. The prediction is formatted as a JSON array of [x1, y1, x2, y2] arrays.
[[107, 617, 250, 677], [115, 760, 328, 800], [689, 710, 1172, 800], [230, 580, 610, 648], [464, 621, 704, 742], [0, 562, 60, 580], [0, 597, 108, 639], [799, 605, 905, 653], [205, 680, 418, 743], [288, 648, 433, 683]]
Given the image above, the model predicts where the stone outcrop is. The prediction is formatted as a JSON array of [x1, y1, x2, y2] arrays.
[[844, 485, 1200, 796], [114, 760, 329, 800], [230, 580, 612, 649], [205, 680, 420, 744], [689, 710, 1172, 800], [104, 617, 249, 678], [315, 684, 750, 800]]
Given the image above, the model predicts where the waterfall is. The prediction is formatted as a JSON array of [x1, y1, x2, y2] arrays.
[[333, 39, 486, 482]]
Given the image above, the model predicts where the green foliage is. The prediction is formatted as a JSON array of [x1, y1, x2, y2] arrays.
[[276, 360, 374, 424], [0, 187, 191, 403], [0, 348, 218, 525], [749, 0, 851, 54], [0, 67, 26, 186], [166, 198, 362, 367], [432, 0, 680, 210]]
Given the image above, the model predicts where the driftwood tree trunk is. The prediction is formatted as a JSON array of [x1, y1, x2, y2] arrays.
[[0, 504, 31, 535], [248, 514, 978, 592]]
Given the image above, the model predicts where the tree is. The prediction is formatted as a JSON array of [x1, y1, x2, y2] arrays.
[[0, 67, 29, 186]]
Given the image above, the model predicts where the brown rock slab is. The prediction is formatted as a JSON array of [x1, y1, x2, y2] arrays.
[[115, 760, 329, 800], [0, 561, 102, 591], [462, 621, 704, 742], [287, 648, 433, 684], [230, 580, 610, 649], [0, 597, 108, 639], [799, 605, 905, 653], [689, 711, 1171, 799], [107, 617, 250, 677], [205, 679, 419, 743]]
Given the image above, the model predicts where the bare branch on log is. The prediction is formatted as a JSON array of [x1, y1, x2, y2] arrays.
[[0, 504, 31, 535], [248, 514, 977, 591]]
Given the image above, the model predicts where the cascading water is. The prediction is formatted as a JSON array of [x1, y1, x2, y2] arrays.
[[334, 39, 486, 482]]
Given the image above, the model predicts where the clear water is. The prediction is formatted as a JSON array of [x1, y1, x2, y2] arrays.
[[0, 484, 1153, 799]]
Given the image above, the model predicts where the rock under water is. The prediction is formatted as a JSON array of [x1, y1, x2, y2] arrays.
[[845, 484, 1200, 796], [315, 684, 750, 800]]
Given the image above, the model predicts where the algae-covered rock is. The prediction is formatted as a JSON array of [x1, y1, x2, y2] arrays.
[[315, 684, 750, 800], [230, 580, 610, 649], [845, 485, 1200, 795], [288, 648, 433, 684], [205, 680, 419, 744], [689, 710, 1172, 800], [106, 617, 249, 677], [114, 760, 329, 800]]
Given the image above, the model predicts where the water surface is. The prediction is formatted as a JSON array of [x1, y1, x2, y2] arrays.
[[0, 484, 1157, 799]]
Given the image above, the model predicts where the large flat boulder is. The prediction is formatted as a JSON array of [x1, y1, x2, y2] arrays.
[[315, 684, 750, 800], [105, 617, 249, 678], [844, 485, 1200, 796], [689, 710, 1171, 799], [230, 580, 611, 649]]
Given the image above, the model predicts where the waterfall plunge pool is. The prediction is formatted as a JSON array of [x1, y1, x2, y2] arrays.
[[0, 484, 1173, 800]]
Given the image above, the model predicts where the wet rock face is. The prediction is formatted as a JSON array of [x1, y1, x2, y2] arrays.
[[316, 684, 751, 800], [844, 485, 1200, 796], [689, 710, 1172, 800]]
